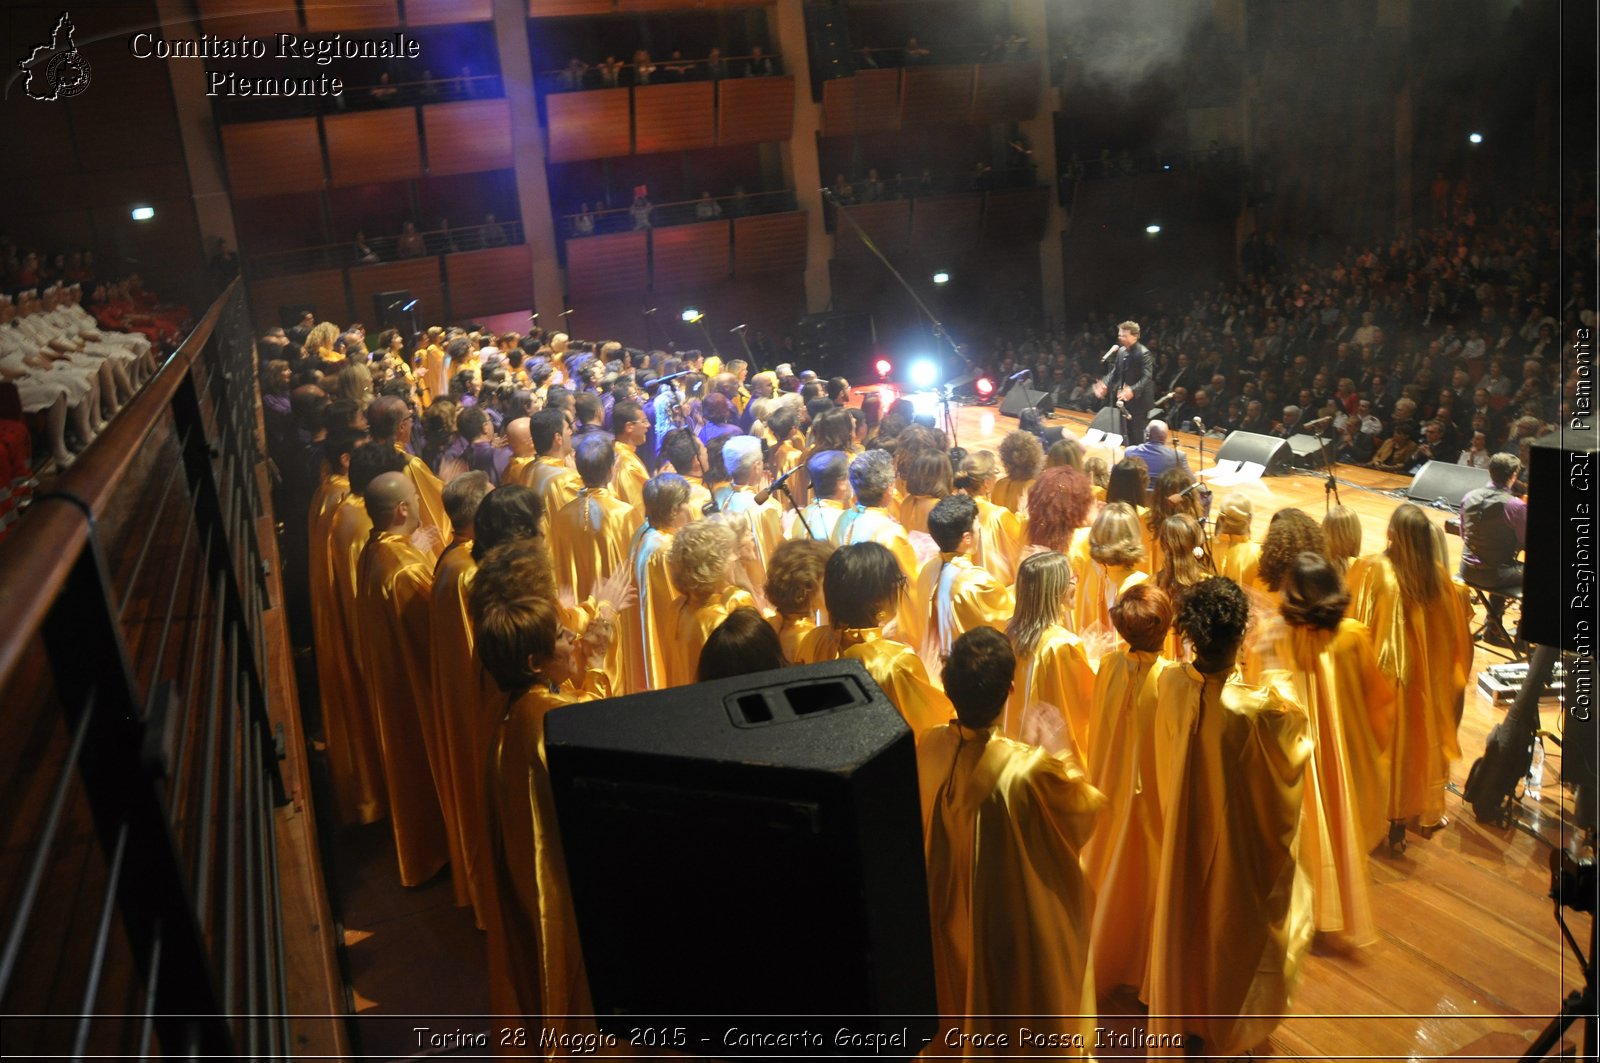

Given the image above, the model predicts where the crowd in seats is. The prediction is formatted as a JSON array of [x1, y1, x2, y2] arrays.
[[849, 30, 1030, 69], [563, 186, 794, 237], [547, 44, 780, 91], [258, 284, 1507, 1050], [348, 214, 516, 266], [984, 189, 1584, 481]]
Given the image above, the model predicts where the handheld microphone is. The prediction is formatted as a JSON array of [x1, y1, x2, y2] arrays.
[[1101, 344, 1121, 364]]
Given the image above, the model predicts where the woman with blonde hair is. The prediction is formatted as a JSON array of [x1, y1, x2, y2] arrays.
[[330, 360, 374, 409], [1155, 513, 1213, 659], [993, 429, 1045, 515], [1213, 494, 1260, 586], [305, 320, 342, 364], [1349, 503, 1472, 848], [953, 450, 1023, 583], [1071, 502, 1150, 644], [1083, 455, 1109, 502], [764, 538, 834, 661], [1003, 551, 1097, 760], [1321, 505, 1362, 577], [666, 519, 756, 686]]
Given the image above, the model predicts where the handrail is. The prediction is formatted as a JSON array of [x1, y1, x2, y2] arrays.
[[537, 51, 783, 85], [0, 284, 230, 685], [246, 220, 527, 278]]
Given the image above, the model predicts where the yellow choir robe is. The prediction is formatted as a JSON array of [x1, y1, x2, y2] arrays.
[[398, 447, 452, 556], [355, 530, 450, 886], [1347, 555, 1472, 826], [991, 475, 1035, 516], [917, 724, 1104, 1052], [326, 493, 388, 824], [1215, 533, 1262, 587], [428, 541, 500, 925], [1269, 619, 1395, 945], [1147, 665, 1313, 1057], [830, 505, 922, 642], [971, 495, 1024, 584], [722, 486, 784, 578], [768, 612, 816, 663], [1071, 563, 1149, 648], [308, 472, 380, 825], [626, 524, 678, 693], [504, 454, 537, 487], [914, 552, 1014, 664], [612, 441, 650, 510], [896, 494, 940, 538], [417, 343, 447, 406], [667, 587, 757, 687], [794, 626, 952, 735], [551, 488, 640, 688], [1065, 525, 1094, 597], [789, 497, 849, 542], [1082, 648, 1172, 996], [1003, 625, 1097, 762], [526, 457, 583, 531], [484, 670, 608, 1053]]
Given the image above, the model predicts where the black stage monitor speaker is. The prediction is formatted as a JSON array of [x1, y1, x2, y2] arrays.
[[1000, 385, 1049, 418], [1285, 432, 1332, 467], [795, 311, 875, 381], [1214, 430, 1290, 473], [373, 289, 415, 332], [1407, 460, 1490, 508], [1519, 424, 1599, 655], [545, 659, 937, 1056], [1088, 404, 1126, 435]]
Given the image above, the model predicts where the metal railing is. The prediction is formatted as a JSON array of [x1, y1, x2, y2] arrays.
[[247, 218, 526, 278], [212, 72, 504, 122], [537, 51, 784, 93], [0, 280, 290, 1059], [560, 189, 798, 237]]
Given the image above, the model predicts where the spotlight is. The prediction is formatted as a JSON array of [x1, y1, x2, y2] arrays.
[[130, 206, 155, 221], [1468, 132, 1484, 144], [874, 357, 893, 379], [681, 306, 703, 323], [1145, 223, 1162, 235], [908, 359, 939, 389], [974, 376, 995, 398], [931, 271, 950, 285]]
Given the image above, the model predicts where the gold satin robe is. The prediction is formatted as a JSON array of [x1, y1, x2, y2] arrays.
[[355, 530, 450, 887], [1082, 648, 1172, 996], [484, 671, 608, 1055], [896, 494, 940, 537], [326, 493, 388, 824], [1269, 619, 1395, 945], [428, 542, 500, 926], [613, 441, 650, 510], [991, 475, 1035, 516], [626, 524, 678, 693], [1071, 563, 1150, 650], [1003, 625, 1097, 762], [971, 495, 1024, 584], [400, 448, 452, 556], [1347, 555, 1472, 825], [418, 343, 447, 406], [723, 487, 784, 579], [551, 488, 641, 689], [526, 457, 583, 532], [1147, 665, 1313, 1057], [504, 454, 537, 487], [789, 497, 848, 542], [679, 473, 713, 517], [768, 612, 816, 663], [914, 553, 1014, 665], [794, 625, 952, 735], [830, 505, 923, 643], [917, 724, 1104, 1053], [668, 587, 757, 687], [1215, 533, 1262, 587]]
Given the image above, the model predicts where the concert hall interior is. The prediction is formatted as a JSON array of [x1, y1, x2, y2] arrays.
[[0, 0, 1595, 1059]]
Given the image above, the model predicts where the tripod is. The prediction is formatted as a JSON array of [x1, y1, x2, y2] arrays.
[[1315, 427, 1343, 515], [1522, 855, 1595, 1060]]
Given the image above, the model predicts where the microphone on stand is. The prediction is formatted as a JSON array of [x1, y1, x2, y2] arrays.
[[754, 463, 803, 505], [1007, 368, 1032, 382], [730, 324, 748, 333], [1154, 391, 1176, 407]]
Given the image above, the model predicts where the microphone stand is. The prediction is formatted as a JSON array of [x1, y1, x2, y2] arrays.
[[732, 326, 756, 366], [1315, 424, 1342, 514], [776, 479, 816, 539]]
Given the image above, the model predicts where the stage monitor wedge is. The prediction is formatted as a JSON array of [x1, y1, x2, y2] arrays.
[[999, 385, 1049, 418], [545, 659, 936, 1056], [1407, 460, 1490, 509], [1214, 430, 1291, 474]]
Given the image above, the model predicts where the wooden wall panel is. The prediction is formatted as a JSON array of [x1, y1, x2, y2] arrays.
[[423, 100, 512, 176], [445, 246, 533, 320], [901, 66, 974, 127], [303, 0, 399, 31], [222, 119, 325, 199], [821, 69, 899, 136], [651, 224, 730, 290], [834, 200, 910, 261], [566, 232, 648, 299], [196, 0, 294, 39], [982, 186, 1052, 242], [324, 110, 421, 188], [406, 0, 491, 24], [634, 83, 715, 155], [911, 193, 982, 256], [248, 270, 350, 333], [820, 77, 856, 137], [717, 76, 794, 145], [546, 90, 631, 163], [970, 62, 1039, 122], [617, 0, 768, 9], [732, 212, 807, 276], [349, 260, 445, 325], [529, 0, 612, 14]]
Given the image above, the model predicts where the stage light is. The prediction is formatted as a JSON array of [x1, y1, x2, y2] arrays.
[[1468, 132, 1484, 144], [975, 376, 995, 398], [681, 306, 704, 323], [908, 359, 939, 389], [874, 357, 893, 379], [1145, 223, 1162, 235], [130, 206, 155, 221], [931, 271, 950, 285]]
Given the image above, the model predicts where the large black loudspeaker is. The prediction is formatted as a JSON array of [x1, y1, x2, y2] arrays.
[[373, 289, 415, 332], [1407, 460, 1490, 508], [545, 659, 937, 1055], [1519, 425, 1599, 654], [1285, 432, 1332, 468], [1088, 404, 1127, 436], [1214, 430, 1290, 473], [999, 385, 1049, 417], [795, 311, 874, 380]]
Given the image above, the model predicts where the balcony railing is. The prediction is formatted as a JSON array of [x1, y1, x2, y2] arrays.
[[247, 219, 525, 279]]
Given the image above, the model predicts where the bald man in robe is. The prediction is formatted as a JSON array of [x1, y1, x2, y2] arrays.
[[356, 471, 450, 886], [368, 395, 451, 557], [503, 416, 537, 487]]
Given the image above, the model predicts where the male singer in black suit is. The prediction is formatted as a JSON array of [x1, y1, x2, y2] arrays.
[[1092, 320, 1155, 441]]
